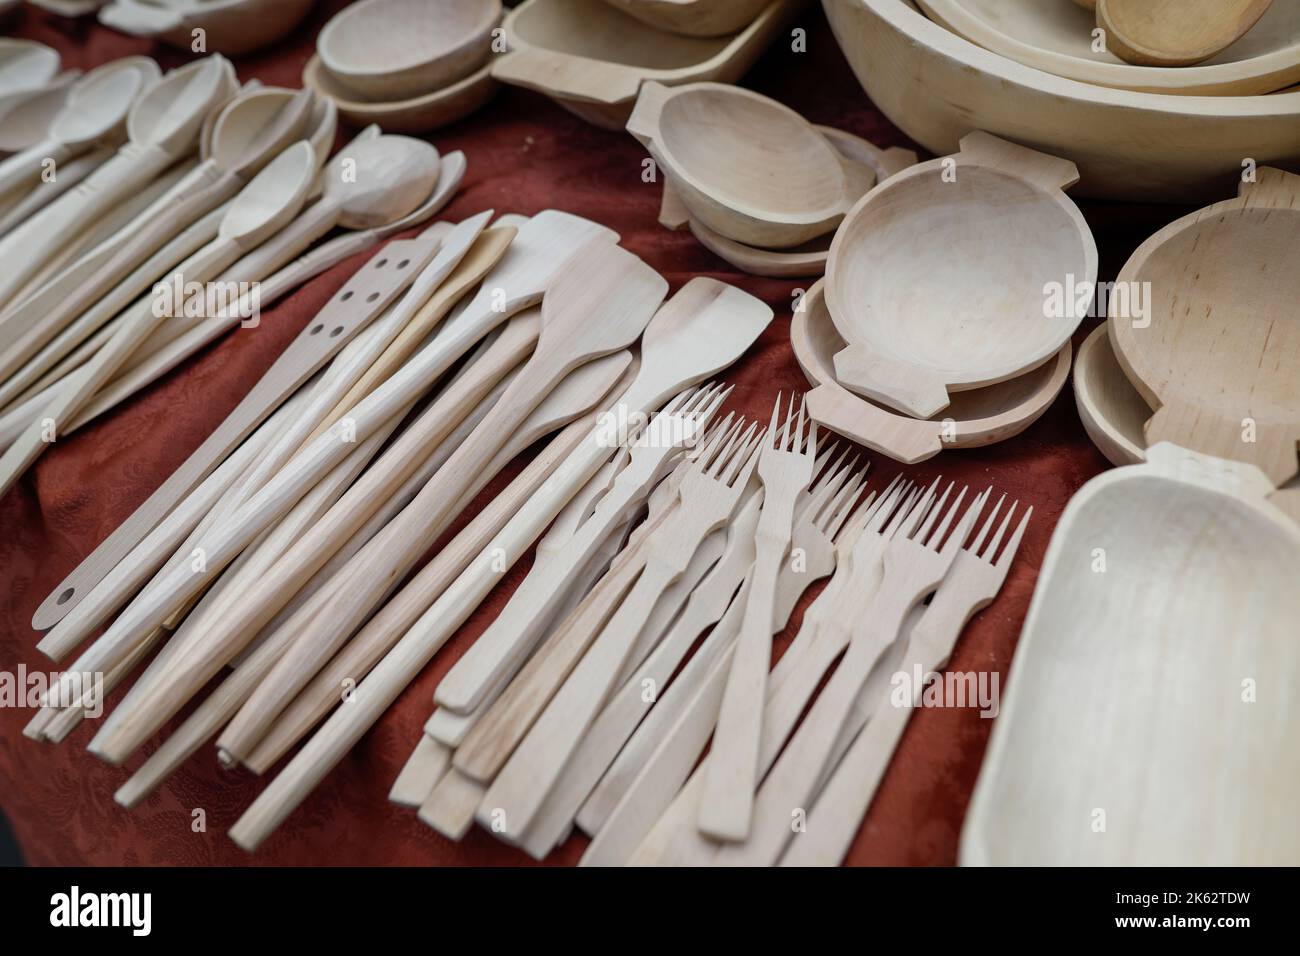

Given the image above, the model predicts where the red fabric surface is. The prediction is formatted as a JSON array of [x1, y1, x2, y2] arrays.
[[0, 1, 1190, 866]]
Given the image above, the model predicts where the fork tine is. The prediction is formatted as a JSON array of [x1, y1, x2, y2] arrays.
[[939, 488, 980, 560], [711, 420, 754, 477], [731, 426, 764, 486], [984, 500, 1017, 562], [932, 485, 973, 551], [994, 505, 1032, 570], [884, 487, 922, 539], [783, 390, 798, 451], [766, 393, 783, 450], [900, 477, 942, 539], [916, 480, 955, 542], [695, 414, 739, 469], [969, 491, 1004, 555], [820, 466, 866, 535], [808, 455, 855, 518]]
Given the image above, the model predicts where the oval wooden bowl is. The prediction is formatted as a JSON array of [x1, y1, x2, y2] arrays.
[[492, 0, 799, 131], [317, 0, 500, 101], [1073, 323, 1147, 468], [962, 443, 1300, 865], [791, 280, 1070, 463], [825, 131, 1096, 419], [1109, 167, 1300, 487], [916, 0, 1300, 95], [822, 0, 1300, 203], [304, 55, 498, 134]]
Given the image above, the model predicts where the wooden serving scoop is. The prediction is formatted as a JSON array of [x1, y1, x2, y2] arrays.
[[1109, 166, 1299, 487], [1097, 0, 1273, 66]]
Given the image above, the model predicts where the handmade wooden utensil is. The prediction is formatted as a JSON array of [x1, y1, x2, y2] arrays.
[[316, 0, 500, 100], [1097, 0, 1273, 67], [225, 279, 772, 851], [782, 497, 1029, 866], [792, 280, 1071, 463], [961, 444, 1300, 865], [700, 398, 816, 840], [34, 222, 448, 661], [0, 56, 234, 308], [826, 131, 1094, 419], [629, 82, 876, 249], [917, 0, 1300, 96], [0, 39, 60, 94], [1109, 167, 1299, 487], [99, 0, 316, 56], [0, 141, 315, 498], [302, 55, 498, 135], [0, 59, 152, 197], [0, 72, 82, 155], [492, 0, 798, 130], [601, 0, 772, 37]]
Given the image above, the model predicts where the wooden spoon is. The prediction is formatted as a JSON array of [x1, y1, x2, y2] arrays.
[[628, 82, 874, 249], [0, 87, 313, 386], [0, 61, 151, 196], [0, 142, 316, 499], [0, 39, 60, 94], [0, 72, 81, 154], [827, 131, 1095, 419], [793, 281, 1071, 462], [1097, 0, 1273, 66], [1109, 167, 1300, 487], [0, 56, 234, 308]]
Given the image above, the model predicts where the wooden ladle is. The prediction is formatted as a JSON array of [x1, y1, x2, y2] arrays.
[[0, 141, 316, 498], [1109, 167, 1299, 487], [1097, 0, 1273, 66], [827, 131, 1096, 419], [0, 56, 235, 308], [628, 81, 876, 249]]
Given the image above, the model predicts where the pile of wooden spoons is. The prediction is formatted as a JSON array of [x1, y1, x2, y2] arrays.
[[304, 0, 500, 133], [794, 131, 1091, 462], [630, 81, 916, 277]]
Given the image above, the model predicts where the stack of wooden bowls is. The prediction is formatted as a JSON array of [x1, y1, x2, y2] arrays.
[[627, 81, 916, 278], [822, 0, 1300, 202], [791, 131, 1091, 464], [304, 0, 501, 133]]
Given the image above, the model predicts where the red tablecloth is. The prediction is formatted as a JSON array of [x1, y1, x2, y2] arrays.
[[0, 0, 1186, 866]]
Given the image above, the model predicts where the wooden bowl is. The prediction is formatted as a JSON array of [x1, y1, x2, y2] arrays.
[[825, 132, 1096, 419], [1073, 323, 1147, 467], [599, 0, 773, 38], [99, 0, 315, 56], [792, 281, 1070, 463], [916, 0, 1300, 95], [493, 0, 799, 130], [317, 0, 500, 102], [304, 55, 498, 133], [822, 0, 1300, 202]]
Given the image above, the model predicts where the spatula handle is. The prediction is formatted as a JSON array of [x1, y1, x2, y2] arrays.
[[492, 49, 643, 109], [833, 342, 953, 419], [956, 130, 1080, 192]]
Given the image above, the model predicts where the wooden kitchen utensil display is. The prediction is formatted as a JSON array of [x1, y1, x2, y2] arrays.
[[316, 0, 499, 100], [1108, 167, 1300, 487], [825, 131, 1095, 419], [491, 0, 797, 130], [792, 281, 1070, 462], [1097, 0, 1273, 67], [0, 56, 235, 307], [628, 83, 878, 249], [916, 0, 1300, 96], [961, 444, 1300, 865]]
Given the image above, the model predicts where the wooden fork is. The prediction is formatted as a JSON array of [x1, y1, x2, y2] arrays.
[[701, 393, 817, 841], [780, 497, 1031, 866], [715, 483, 986, 865], [476, 419, 763, 838]]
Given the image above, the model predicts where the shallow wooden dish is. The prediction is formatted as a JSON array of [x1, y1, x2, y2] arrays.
[[304, 55, 498, 134], [1073, 323, 1147, 468], [916, 0, 1300, 96], [629, 82, 878, 248], [825, 131, 1096, 419], [600, 0, 773, 37], [822, 0, 1300, 203], [317, 0, 500, 101], [1109, 167, 1300, 487], [791, 280, 1070, 462], [493, 0, 799, 130], [962, 443, 1300, 865]]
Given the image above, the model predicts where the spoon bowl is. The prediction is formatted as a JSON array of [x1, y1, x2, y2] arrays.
[[318, 0, 501, 101], [219, 140, 318, 245], [0, 73, 80, 153], [127, 56, 234, 153], [827, 131, 1095, 419], [1097, 0, 1274, 66], [52, 66, 148, 148], [0, 39, 60, 94], [324, 136, 442, 228]]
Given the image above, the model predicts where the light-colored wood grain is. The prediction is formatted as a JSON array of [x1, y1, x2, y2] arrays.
[[418, 767, 486, 840], [827, 131, 1093, 419], [629, 82, 874, 249], [1074, 323, 1146, 468], [1110, 168, 1299, 487], [1098, 0, 1273, 67], [316, 0, 499, 100], [792, 280, 1071, 463], [962, 444, 1300, 865], [918, 0, 1300, 95], [492, 0, 799, 130], [823, 0, 1300, 203], [600, 0, 772, 37], [389, 736, 451, 808], [303, 55, 497, 135]]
